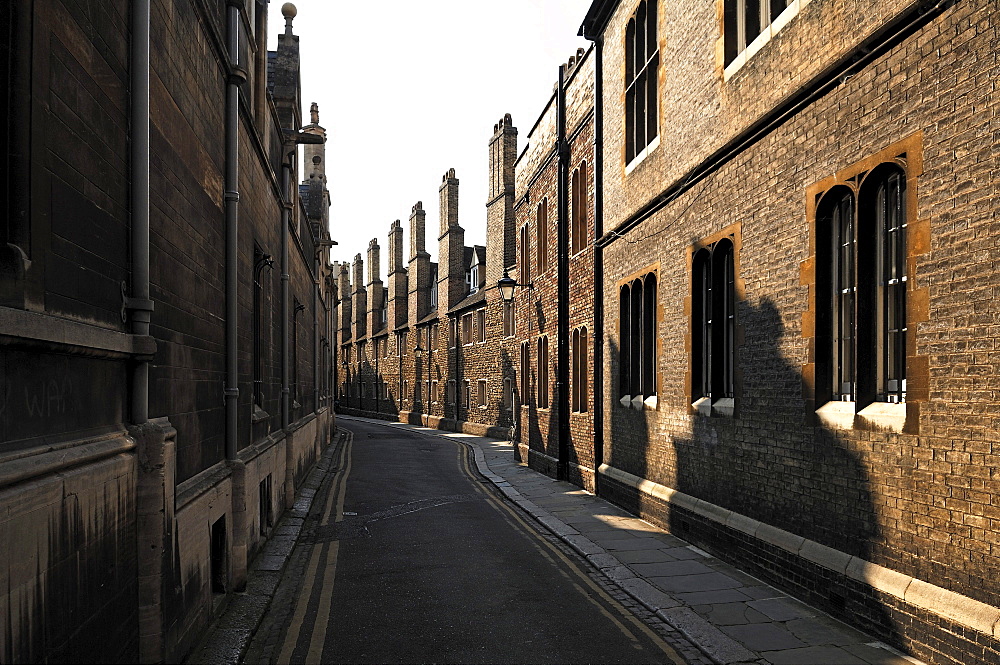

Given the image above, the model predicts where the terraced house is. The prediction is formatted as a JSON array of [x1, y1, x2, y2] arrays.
[[0, 1, 335, 661]]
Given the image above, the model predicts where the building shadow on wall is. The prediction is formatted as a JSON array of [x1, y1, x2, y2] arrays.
[[607, 297, 905, 654]]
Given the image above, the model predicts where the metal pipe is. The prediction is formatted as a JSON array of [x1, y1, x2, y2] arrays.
[[281, 161, 292, 431], [130, 0, 151, 424], [313, 264, 319, 412], [592, 37, 605, 481], [224, 1, 241, 460], [556, 64, 570, 481]]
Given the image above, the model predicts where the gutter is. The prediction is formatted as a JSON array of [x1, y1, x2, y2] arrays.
[[556, 65, 570, 481]]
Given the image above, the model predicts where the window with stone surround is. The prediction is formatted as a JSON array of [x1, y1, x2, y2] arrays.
[[817, 169, 908, 404], [572, 327, 588, 412], [520, 224, 531, 285], [571, 162, 589, 254], [619, 269, 657, 407], [625, 0, 658, 166], [537, 335, 550, 409], [520, 341, 531, 407], [462, 312, 474, 346], [691, 238, 736, 416], [478, 379, 487, 408], [477, 309, 487, 343], [503, 300, 515, 337], [805, 134, 925, 432], [536, 198, 549, 274]]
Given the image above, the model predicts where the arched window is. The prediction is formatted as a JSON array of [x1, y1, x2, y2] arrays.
[[691, 240, 736, 409], [571, 162, 589, 254], [537, 336, 550, 408], [816, 165, 906, 406], [536, 198, 549, 273], [619, 270, 657, 404], [572, 327, 589, 412]]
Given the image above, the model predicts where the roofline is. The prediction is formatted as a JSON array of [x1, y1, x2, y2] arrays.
[[579, 0, 620, 40]]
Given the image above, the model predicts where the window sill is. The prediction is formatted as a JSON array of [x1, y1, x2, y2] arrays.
[[692, 396, 733, 417], [815, 400, 906, 432], [620, 394, 657, 411], [625, 134, 660, 176]]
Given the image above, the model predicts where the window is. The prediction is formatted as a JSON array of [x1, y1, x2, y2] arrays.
[[503, 300, 515, 337], [619, 271, 657, 404], [537, 336, 550, 409], [519, 225, 531, 285], [447, 379, 456, 404], [463, 380, 471, 410], [724, 0, 792, 66], [572, 327, 589, 412], [816, 166, 908, 406], [449, 318, 457, 347], [462, 312, 474, 345], [396, 331, 406, 356], [415, 380, 422, 403], [503, 377, 515, 411], [571, 162, 588, 254], [402, 380, 409, 403], [430, 323, 439, 351], [478, 380, 487, 408], [476, 309, 486, 343], [536, 198, 549, 273], [692, 241, 735, 413], [470, 263, 479, 294], [431, 380, 439, 403], [625, 0, 658, 165], [520, 341, 531, 407]]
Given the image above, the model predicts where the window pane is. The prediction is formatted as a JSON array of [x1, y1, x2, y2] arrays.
[[620, 286, 631, 397]]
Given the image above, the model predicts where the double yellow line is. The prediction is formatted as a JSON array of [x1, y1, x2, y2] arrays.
[[277, 430, 354, 664], [454, 440, 688, 665]]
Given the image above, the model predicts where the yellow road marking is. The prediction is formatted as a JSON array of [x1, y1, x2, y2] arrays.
[[276, 431, 352, 663], [456, 440, 688, 665], [306, 435, 353, 662]]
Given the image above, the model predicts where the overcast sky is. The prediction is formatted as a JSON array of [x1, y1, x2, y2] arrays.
[[269, 0, 591, 279]]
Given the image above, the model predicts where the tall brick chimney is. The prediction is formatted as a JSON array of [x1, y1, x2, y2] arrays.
[[386, 220, 408, 331], [338, 261, 352, 341], [352, 253, 367, 341], [486, 114, 518, 295], [437, 169, 466, 312], [366, 238, 384, 337], [408, 202, 431, 324]]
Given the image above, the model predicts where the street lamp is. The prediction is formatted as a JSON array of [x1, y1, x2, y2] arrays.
[[497, 268, 532, 302]]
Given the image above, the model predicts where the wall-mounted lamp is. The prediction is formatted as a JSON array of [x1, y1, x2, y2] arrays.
[[497, 268, 532, 302]]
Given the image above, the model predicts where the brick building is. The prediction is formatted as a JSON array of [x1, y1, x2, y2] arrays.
[[334, 49, 597, 468], [0, 1, 334, 662], [579, 0, 1000, 663]]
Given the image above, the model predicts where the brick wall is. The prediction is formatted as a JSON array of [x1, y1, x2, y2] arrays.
[[595, 1, 1000, 662]]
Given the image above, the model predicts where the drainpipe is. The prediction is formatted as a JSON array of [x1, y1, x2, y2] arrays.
[[129, 0, 152, 424], [281, 159, 293, 432], [556, 64, 570, 481], [592, 37, 605, 487], [224, 0, 245, 461]]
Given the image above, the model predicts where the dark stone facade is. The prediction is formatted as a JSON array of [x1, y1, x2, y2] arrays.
[[0, 1, 334, 661]]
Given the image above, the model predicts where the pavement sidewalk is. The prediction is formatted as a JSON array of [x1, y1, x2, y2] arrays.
[[362, 417, 925, 665]]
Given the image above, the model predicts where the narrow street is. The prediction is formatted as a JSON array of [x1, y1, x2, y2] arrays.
[[243, 420, 691, 664]]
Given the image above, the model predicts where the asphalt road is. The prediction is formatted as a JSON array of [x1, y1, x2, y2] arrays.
[[246, 419, 688, 664]]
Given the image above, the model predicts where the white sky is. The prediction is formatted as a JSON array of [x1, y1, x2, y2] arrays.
[[269, 0, 591, 279]]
